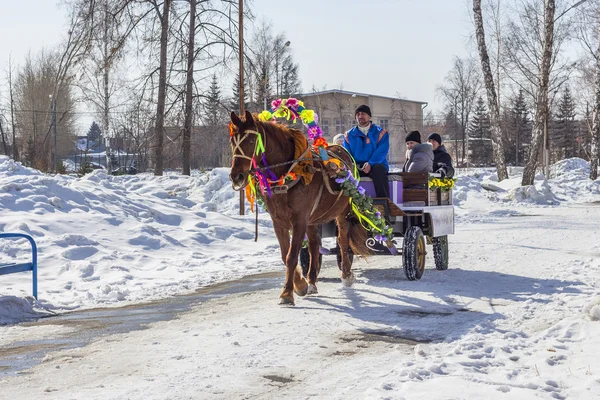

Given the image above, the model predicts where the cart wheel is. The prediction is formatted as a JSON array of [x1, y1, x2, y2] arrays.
[[300, 247, 322, 277], [403, 226, 426, 280], [336, 244, 354, 271], [432, 235, 449, 270]]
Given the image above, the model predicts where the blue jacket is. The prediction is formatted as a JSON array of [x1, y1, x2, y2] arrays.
[[342, 123, 389, 171]]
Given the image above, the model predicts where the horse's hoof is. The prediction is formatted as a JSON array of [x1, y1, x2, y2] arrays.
[[341, 273, 356, 287], [279, 295, 295, 306], [294, 278, 308, 297], [307, 284, 318, 295], [294, 285, 308, 297]]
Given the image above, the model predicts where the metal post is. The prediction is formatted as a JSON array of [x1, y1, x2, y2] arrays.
[[50, 95, 57, 172], [543, 117, 547, 174], [238, 0, 245, 216], [545, 115, 550, 177]]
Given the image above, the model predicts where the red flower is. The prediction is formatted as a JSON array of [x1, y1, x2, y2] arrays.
[[313, 137, 328, 147]]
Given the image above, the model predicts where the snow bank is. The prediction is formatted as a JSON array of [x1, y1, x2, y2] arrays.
[[1, 156, 599, 321], [584, 297, 600, 321], [0, 296, 54, 325]]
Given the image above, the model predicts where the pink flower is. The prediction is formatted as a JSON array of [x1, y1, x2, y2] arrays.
[[285, 98, 298, 108], [271, 99, 282, 110], [307, 126, 319, 141]]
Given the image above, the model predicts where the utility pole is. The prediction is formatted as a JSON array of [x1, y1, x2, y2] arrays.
[[50, 95, 57, 172], [238, 0, 245, 216]]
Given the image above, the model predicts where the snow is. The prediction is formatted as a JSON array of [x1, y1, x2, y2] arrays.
[[1, 155, 600, 399]]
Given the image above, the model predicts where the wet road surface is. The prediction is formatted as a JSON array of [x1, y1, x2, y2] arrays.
[[0, 270, 283, 378]]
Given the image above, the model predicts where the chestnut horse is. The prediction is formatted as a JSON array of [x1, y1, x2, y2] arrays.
[[229, 111, 371, 305]]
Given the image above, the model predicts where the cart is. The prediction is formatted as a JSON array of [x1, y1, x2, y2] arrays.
[[300, 172, 455, 280]]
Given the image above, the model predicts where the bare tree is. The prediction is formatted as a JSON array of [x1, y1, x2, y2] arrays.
[[501, 0, 578, 184], [182, 0, 196, 176], [0, 115, 9, 156], [473, 0, 509, 180], [7, 57, 19, 162], [438, 57, 482, 165], [518, 0, 556, 185], [245, 20, 299, 111], [390, 98, 413, 136], [575, 1, 600, 179], [14, 51, 77, 170], [153, 0, 171, 176]]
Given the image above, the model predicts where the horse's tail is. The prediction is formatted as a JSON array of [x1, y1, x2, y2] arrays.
[[348, 218, 373, 257]]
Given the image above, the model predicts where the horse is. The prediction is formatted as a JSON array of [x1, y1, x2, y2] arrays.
[[229, 110, 372, 305]]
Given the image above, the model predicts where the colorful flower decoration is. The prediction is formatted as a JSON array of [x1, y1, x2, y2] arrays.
[[335, 169, 394, 245], [258, 98, 327, 159], [428, 176, 456, 192]]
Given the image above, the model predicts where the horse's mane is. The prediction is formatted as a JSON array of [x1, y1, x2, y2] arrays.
[[254, 117, 314, 184]]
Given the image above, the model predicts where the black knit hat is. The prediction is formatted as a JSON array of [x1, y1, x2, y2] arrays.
[[354, 104, 371, 117], [405, 130, 422, 143], [427, 132, 442, 145]]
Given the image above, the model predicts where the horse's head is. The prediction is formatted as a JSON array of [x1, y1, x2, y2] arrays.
[[229, 110, 259, 191]]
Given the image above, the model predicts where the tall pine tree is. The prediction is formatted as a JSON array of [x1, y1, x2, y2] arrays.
[[279, 56, 301, 97], [87, 121, 102, 143], [552, 86, 577, 161], [504, 89, 530, 166], [204, 74, 223, 126], [200, 74, 228, 168], [468, 97, 493, 166]]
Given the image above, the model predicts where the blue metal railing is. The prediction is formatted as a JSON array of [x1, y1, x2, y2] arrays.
[[0, 233, 38, 299]]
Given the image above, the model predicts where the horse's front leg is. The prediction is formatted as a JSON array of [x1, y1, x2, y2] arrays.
[[305, 225, 321, 294], [279, 218, 309, 305], [272, 223, 290, 266]]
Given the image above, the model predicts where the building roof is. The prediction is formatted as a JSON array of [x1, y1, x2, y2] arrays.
[[298, 89, 428, 106]]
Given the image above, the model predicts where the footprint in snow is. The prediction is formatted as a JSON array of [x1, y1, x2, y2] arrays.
[[62, 246, 99, 260]]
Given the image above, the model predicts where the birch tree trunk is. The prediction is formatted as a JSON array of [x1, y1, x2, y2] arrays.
[[590, 34, 600, 180], [154, 0, 171, 176], [182, 0, 196, 176], [103, 0, 112, 173], [522, 0, 555, 186], [473, 0, 508, 181]]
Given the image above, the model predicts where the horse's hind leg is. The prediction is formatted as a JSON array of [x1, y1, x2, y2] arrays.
[[305, 225, 320, 294], [336, 216, 356, 287]]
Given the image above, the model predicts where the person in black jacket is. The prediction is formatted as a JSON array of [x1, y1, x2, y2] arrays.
[[427, 133, 455, 178]]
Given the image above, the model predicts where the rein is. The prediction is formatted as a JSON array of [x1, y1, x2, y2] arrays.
[[249, 157, 322, 173]]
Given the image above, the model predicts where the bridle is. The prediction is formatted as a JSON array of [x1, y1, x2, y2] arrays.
[[231, 128, 264, 162]]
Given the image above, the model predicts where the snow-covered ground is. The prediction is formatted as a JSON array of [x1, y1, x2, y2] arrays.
[[1, 155, 600, 399]]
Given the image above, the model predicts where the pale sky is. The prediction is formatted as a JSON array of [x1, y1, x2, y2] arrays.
[[0, 0, 476, 123], [250, 0, 476, 109]]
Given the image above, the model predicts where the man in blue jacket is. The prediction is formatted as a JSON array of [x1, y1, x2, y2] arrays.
[[343, 105, 390, 198]]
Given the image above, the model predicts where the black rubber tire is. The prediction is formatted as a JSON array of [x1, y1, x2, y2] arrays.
[[403, 226, 426, 281], [335, 244, 354, 271], [432, 235, 449, 270], [300, 247, 322, 277]]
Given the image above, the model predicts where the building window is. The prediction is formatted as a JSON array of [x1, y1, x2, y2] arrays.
[[379, 119, 389, 130], [335, 119, 344, 134], [345, 119, 355, 131], [321, 119, 330, 136]]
